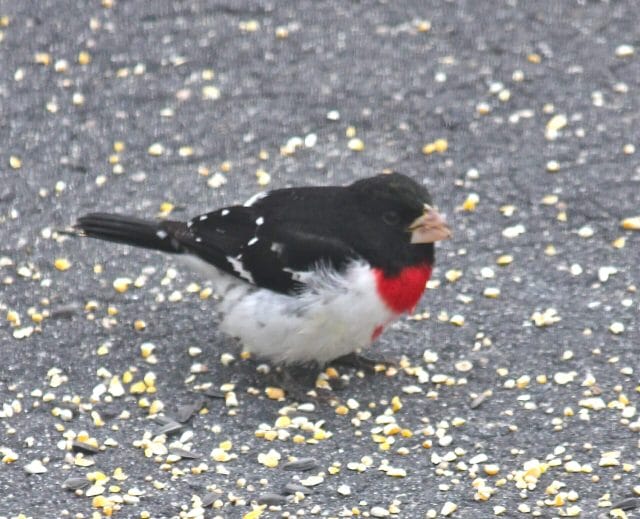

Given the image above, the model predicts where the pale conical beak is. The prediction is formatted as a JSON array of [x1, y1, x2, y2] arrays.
[[409, 205, 451, 244]]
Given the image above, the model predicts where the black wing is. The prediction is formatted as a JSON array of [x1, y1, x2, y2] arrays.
[[164, 205, 358, 294]]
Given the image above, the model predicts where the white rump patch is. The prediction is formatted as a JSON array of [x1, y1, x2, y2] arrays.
[[177, 255, 249, 297], [156, 230, 168, 239]]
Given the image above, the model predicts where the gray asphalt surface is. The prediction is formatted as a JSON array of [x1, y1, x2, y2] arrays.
[[1, 1, 639, 518]]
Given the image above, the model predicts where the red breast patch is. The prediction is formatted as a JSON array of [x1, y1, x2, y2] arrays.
[[374, 264, 432, 314]]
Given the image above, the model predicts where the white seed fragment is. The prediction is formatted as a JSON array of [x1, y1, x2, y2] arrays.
[[531, 308, 561, 327], [24, 459, 47, 474], [480, 267, 495, 279], [615, 44, 635, 57], [441, 501, 458, 516], [598, 266, 618, 282], [147, 143, 165, 156], [621, 216, 640, 230], [599, 451, 621, 467], [570, 263, 583, 276], [483, 287, 500, 298], [337, 484, 351, 496], [455, 360, 473, 372], [449, 314, 465, 326], [609, 322, 625, 335], [168, 291, 183, 302], [202, 85, 221, 100], [13, 326, 34, 339], [257, 449, 281, 468], [553, 372, 576, 385], [256, 168, 271, 186], [577, 225, 594, 238], [385, 466, 407, 477], [546, 160, 560, 172], [476, 102, 491, 114], [579, 397, 606, 411], [347, 138, 365, 151], [423, 350, 438, 364], [326, 110, 340, 121], [207, 173, 227, 188], [502, 224, 525, 238], [108, 376, 125, 397], [220, 353, 235, 366], [469, 454, 488, 465], [545, 114, 568, 140], [113, 277, 132, 293], [300, 475, 324, 487], [304, 133, 317, 147]]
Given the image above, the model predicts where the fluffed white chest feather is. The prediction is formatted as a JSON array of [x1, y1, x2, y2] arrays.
[[179, 256, 397, 364]]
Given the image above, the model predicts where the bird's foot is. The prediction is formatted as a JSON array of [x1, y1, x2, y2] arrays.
[[263, 365, 338, 403], [329, 352, 398, 372]]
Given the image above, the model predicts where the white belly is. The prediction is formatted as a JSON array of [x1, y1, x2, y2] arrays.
[[179, 256, 396, 364]]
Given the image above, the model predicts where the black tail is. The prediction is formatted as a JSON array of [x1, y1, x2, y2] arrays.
[[75, 213, 183, 253]]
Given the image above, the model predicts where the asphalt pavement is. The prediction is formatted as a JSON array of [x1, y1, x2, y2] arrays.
[[1, 1, 639, 518]]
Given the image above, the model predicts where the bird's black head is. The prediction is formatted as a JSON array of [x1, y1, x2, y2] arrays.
[[347, 172, 450, 273]]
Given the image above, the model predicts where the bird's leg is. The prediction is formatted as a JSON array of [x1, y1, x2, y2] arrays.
[[263, 364, 336, 402], [329, 351, 397, 372]]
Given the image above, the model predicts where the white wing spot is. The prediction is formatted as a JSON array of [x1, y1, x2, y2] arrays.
[[199, 215, 208, 222], [195, 237, 202, 243], [270, 242, 284, 255], [221, 209, 230, 216], [156, 230, 168, 239], [243, 191, 268, 207], [247, 237, 258, 246], [227, 255, 255, 283], [255, 216, 264, 226], [187, 220, 193, 228]]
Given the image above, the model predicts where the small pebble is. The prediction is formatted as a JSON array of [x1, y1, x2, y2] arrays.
[[154, 420, 182, 436], [201, 492, 217, 508], [283, 483, 313, 495], [257, 493, 288, 506], [282, 458, 319, 472], [62, 477, 90, 490]]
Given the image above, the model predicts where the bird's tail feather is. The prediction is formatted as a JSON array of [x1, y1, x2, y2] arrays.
[[74, 213, 183, 253]]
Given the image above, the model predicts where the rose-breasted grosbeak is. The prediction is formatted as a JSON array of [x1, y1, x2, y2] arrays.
[[74, 172, 450, 365]]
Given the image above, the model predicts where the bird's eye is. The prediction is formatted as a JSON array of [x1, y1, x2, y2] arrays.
[[382, 211, 400, 225]]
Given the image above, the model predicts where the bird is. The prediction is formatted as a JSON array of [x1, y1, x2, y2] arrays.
[[74, 172, 450, 367]]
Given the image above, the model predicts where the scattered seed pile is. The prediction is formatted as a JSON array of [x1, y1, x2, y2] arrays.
[[1, 1, 639, 518]]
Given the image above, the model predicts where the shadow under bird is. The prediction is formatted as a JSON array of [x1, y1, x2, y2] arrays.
[[74, 172, 450, 368]]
